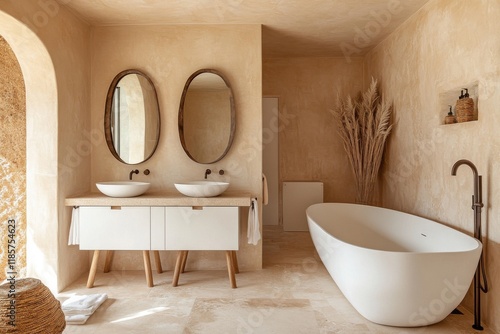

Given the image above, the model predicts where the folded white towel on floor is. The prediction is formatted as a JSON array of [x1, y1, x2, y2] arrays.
[[68, 207, 79, 245], [65, 314, 90, 325], [247, 198, 261, 245], [62, 293, 108, 316], [63, 293, 103, 310]]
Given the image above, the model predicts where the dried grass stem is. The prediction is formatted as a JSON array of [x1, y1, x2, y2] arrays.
[[331, 78, 392, 204]]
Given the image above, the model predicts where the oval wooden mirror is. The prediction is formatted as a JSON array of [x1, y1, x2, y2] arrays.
[[104, 69, 160, 165], [179, 69, 235, 164]]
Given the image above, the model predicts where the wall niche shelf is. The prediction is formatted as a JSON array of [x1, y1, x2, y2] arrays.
[[439, 82, 478, 125]]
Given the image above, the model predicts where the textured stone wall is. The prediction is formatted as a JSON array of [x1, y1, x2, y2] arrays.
[[364, 0, 500, 331], [0, 35, 26, 279]]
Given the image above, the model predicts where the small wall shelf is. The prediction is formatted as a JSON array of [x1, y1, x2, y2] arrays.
[[439, 82, 478, 125]]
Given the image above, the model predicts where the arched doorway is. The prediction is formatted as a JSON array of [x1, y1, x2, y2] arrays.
[[0, 35, 27, 280], [0, 10, 59, 292]]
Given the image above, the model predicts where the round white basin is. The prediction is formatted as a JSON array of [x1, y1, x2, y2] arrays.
[[174, 181, 229, 197], [96, 181, 150, 197]]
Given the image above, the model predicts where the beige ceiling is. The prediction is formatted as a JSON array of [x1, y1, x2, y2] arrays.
[[57, 0, 430, 58]]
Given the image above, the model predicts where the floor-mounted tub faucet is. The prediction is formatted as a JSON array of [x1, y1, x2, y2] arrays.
[[451, 159, 489, 330]]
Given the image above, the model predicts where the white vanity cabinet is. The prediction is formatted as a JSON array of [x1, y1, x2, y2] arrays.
[[78, 206, 238, 251], [65, 193, 251, 289], [165, 207, 239, 250], [79, 206, 165, 250]]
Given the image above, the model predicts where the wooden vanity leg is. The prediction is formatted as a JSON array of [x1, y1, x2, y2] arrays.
[[172, 251, 185, 287], [181, 251, 189, 273], [225, 251, 237, 289], [231, 251, 239, 274], [143, 251, 154, 288], [153, 251, 163, 274], [87, 250, 100, 288], [103, 250, 114, 273]]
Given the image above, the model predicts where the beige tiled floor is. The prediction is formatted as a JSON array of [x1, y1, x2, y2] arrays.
[[59, 226, 495, 333]]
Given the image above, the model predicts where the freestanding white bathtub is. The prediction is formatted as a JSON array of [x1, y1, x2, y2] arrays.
[[306, 203, 482, 327]]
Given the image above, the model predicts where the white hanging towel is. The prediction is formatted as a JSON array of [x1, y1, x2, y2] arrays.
[[262, 173, 269, 205], [247, 198, 261, 245], [68, 207, 80, 245]]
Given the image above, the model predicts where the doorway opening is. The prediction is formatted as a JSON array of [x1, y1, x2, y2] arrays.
[[0, 35, 26, 279], [0, 10, 59, 292]]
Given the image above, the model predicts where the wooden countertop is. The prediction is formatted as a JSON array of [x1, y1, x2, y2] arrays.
[[65, 191, 253, 207]]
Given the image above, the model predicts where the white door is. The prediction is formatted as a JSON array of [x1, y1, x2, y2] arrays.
[[262, 97, 279, 225]]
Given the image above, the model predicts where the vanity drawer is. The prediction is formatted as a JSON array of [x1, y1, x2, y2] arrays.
[[165, 207, 239, 250], [79, 206, 151, 250]]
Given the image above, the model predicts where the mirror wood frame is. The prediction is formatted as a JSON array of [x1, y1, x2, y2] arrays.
[[178, 69, 236, 164], [104, 69, 161, 165]]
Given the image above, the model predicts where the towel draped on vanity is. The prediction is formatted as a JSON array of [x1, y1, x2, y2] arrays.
[[68, 207, 79, 245], [247, 198, 261, 245], [262, 173, 269, 205]]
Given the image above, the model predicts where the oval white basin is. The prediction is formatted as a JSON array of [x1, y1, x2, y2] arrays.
[[174, 181, 229, 197], [96, 181, 150, 197]]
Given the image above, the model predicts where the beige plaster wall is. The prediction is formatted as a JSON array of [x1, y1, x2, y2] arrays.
[[90, 25, 262, 271], [0, 36, 26, 279], [0, 2, 91, 292], [53, 8, 91, 293], [364, 0, 500, 331], [263, 57, 364, 222]]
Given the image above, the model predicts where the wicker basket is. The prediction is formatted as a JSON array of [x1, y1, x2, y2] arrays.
[[455, 97, 475, 122], [0, 278, 66, 333]]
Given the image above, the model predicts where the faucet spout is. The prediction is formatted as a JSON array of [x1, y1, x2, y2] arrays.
[[129, 169, 139, 180], [451, 159, 480, 204], [204, 169, 212, 179], [451, 159, 478, 178]]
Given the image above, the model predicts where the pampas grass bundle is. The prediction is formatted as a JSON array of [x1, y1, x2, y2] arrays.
[[331, 78, 392, 205]]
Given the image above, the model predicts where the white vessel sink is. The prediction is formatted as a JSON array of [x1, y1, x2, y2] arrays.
[[96, 181, 150, 197], [174, 181, 229, 198]]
